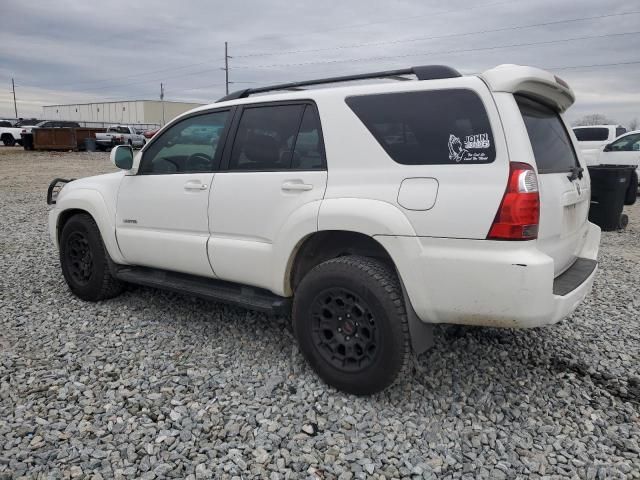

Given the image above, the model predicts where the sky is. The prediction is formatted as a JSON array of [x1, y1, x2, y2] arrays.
[[1, 0, 639, 126]]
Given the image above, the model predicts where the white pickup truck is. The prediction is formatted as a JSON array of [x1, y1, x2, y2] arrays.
[[95, 125, 146, 150], [0, 119, 40, 146]]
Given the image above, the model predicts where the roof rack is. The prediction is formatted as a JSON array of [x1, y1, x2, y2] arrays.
[[216, 65, 461, 102]]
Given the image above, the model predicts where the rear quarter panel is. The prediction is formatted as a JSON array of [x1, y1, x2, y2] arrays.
[[315, 76, 508, 239]]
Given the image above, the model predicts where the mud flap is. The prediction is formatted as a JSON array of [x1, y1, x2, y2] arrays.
[[399, 279, 434, 355]]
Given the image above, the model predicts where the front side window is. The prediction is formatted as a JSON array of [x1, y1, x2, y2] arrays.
[[229, 104, 305, 170], [346, 89, 496, 165], [517, 96, 578, 174], [139, 111, 229, 174], [609, 133, 640, 152], [616, 127, 627, 138]]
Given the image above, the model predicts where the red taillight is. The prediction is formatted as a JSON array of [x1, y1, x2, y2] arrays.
[[487, 162, 540, 240]]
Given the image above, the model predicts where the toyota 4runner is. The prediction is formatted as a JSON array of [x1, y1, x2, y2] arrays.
[[47, 64, 601, 394]]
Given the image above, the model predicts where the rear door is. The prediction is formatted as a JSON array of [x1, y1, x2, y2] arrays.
[[208, 102, 327, 290], [516, 96, 590, 275]]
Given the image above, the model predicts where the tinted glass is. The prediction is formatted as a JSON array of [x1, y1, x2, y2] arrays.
[[140, 111, 229, 174], [291, 106, 325, 169], [616, 127, 627, 138], [346, 89, 495, 165], [229, 105, 305, 170], [15, 119, 39, 126], [0, 121, 11, 127], [517, 96, 578, 173], [573, 127, 609, 142], [609, 133, 640, 152]]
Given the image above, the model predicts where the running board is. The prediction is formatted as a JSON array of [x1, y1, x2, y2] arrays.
[[114, 266, 291, 315]]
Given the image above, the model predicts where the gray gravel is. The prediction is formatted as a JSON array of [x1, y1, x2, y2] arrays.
[[1, 147, 639, 479]]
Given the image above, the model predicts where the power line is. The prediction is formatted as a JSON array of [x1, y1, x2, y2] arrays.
[[11, 8, 638, 95], [233, 10, 640, 59], [550, 60, 640, 70], [231, 30, 640, 70], [232, 0, 516, 48]]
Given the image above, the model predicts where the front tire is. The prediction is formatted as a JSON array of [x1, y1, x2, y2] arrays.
[[293, 256, 410, 395], [59, 214, 124, 301], [1, 134, 16, 146]]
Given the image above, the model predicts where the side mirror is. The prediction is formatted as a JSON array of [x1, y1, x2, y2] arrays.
[[603, 143, 612, 152], [111, 145, 133, 170]]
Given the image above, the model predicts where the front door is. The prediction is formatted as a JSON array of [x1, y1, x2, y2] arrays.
[[116, 109, 231, 277], [208, 103, 327, 291]]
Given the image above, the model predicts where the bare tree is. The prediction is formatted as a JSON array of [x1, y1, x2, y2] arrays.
[[572, 114, 616, 126], [628, 118, 639, 131]]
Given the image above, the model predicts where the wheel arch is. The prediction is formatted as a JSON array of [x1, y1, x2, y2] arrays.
[[54, 189, 127, 264], [286, 230, 395, 294]]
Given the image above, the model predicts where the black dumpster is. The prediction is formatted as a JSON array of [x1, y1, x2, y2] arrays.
[[588, 166, 635, 231], [21, 132, 34, 150]]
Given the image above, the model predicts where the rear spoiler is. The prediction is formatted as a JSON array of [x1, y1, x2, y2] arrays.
[[479, 64, 575, 113]]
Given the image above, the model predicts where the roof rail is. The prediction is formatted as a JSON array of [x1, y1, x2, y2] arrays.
[[216, 65, 461, 102]]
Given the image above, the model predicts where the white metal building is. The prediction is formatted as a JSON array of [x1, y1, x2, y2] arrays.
[[42, 100, 204, 127]]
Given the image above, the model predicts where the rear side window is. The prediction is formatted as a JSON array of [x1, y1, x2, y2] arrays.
[[573, 127, 609, 142], [517, 96, 578, 174], [346, 89, 496, 165], [291, 106, 325, 170]]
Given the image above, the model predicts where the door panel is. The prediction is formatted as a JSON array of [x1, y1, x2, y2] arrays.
[[207, 171, 327, 289], [116, 174, 215, 277]]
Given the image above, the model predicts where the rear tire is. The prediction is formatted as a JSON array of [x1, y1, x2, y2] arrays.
[[59, 214, 125, 301], [293, 256, 410, 395]]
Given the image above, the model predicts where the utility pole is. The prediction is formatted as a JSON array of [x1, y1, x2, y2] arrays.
[[224, 41, 230, 95], [160, 82, 165, 126], [11, 78, 18, 118]]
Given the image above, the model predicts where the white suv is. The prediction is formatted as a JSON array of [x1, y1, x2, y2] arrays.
[[47, 64, 600, 394]]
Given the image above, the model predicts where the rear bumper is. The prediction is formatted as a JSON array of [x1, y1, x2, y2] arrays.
[[376, 222, 601, 328]]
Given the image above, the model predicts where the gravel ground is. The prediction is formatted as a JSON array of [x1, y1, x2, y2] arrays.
[[1, 147, 639, 479]]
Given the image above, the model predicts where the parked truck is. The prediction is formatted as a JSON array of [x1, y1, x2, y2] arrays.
[[95, 125, 146, 150]]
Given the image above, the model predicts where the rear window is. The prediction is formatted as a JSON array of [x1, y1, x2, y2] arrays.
[[517, 96, 579, 174], [573, 127, 609, 142], [346, 89, 496, 165]]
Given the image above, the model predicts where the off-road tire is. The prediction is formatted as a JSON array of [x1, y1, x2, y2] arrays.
[[60, 213, 125, 301], [293, 255, 410, 395]]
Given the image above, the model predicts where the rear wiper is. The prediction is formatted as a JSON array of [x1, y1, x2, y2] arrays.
[[567, 166, 584, 181]]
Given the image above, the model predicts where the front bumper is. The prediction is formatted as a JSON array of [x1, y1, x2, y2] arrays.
[[376, 222, 601, 328]]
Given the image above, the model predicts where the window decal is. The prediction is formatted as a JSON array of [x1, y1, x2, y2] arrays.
[[448, 133, 490, 163]]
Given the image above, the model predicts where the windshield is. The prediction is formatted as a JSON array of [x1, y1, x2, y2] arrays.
[[573, 127, 609, 142]]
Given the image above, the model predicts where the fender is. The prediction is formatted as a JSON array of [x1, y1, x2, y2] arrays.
[[271, 200, 323, 296], [53, 188, 128, 265], [318, 198, 417, 236]]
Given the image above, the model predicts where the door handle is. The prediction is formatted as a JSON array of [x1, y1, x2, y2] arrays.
[[281, 181, 313, 192], [184, 181, 208, 191]]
